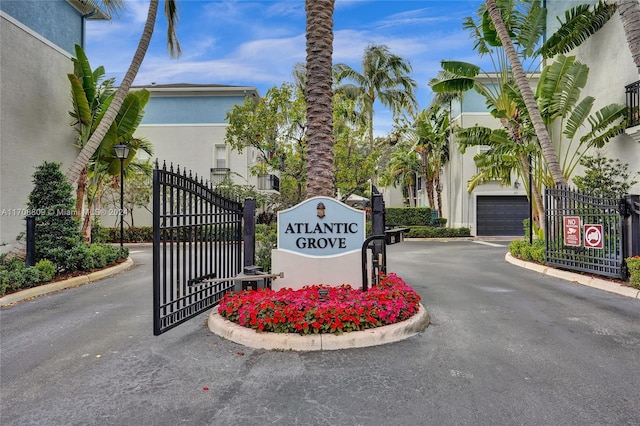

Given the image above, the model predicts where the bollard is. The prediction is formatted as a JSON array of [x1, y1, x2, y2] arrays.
[[26, 216, 36, 267]]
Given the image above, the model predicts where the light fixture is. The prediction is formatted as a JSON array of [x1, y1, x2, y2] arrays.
[[113, 144, 130, 251]]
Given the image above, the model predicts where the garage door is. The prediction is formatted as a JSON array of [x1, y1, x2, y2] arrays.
[[476, 195, 529, 236]]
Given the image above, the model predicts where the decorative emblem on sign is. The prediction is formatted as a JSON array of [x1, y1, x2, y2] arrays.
[[316, 202, 326, 218]]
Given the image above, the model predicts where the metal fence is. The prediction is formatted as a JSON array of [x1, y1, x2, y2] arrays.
[[545, 187, 626, 279], [152, 162, 244, 335]]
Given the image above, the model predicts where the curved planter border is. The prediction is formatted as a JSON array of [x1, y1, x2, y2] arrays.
[[208, 303, 429, 351], [0, 257, 134, 307]]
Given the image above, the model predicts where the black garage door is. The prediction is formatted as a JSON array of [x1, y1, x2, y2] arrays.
[[477, 195, 529, 236]]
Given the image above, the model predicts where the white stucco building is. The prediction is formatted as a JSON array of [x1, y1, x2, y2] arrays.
[[0, 0, 109, 254], [413, 0, 640, 237], [124, 83, 277, 227]]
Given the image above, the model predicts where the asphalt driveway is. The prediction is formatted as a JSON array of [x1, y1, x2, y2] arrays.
[[1, 241, 639, 425]]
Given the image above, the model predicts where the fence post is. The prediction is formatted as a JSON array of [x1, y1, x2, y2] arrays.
[[624, 195, 640, 259], [243, 198, 256, 268], [26, 216, 36, 267], [371, 190, 385, 236], [370, 188, 386, 281]]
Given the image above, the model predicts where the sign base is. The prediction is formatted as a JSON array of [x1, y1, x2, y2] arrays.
[[271, 249, 362, 291]]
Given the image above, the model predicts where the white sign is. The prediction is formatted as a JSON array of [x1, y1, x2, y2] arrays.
[[277, 196, 365, 257]]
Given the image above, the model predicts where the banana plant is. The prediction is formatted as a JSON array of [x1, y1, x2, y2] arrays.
[[535, 54, 627, 185], [68, 45, 152, 242]]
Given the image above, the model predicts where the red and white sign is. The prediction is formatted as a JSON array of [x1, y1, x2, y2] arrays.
[[563, 216, 581, 247], [583, 224, 603, 249]]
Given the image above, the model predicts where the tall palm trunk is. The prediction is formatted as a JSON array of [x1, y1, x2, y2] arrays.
[[519, 152, 545, 234], [66, 0, 160, 185], [435, 175, 443, 218], [486, 0, 568, 188], [617, 0, 640, 74], [305, 0, 335, 198]]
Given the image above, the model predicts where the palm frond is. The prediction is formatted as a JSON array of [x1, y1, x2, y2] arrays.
[[540, 1, 616, 58]]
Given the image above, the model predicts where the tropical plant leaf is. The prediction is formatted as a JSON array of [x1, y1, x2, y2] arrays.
[[68, 74, 92, 127], [580, 104, 627, 147], [564, 96, 594, 139], [73, 45, 96, 105], [440, 60, 481, 78], [455, 125, 494, 153], [514, 0, 545, 58], [553, 61, 589, 119], [539, 1, 616, 58]]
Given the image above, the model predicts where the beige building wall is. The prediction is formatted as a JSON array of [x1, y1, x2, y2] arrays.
[[1, 13, 77, 253], [442, 113, 527, 235], [122, 124, 260, 227]]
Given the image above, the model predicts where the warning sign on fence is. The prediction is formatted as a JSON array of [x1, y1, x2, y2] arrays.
[[583, 224, 603, 249], [563, 216, 581, 247]]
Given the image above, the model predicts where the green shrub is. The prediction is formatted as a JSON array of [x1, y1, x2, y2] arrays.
[[432, 218, 447, 227], [385, 207, 432, 226], [509, 240, 527, 258], [255, 223, 277, 272], [509, 239, 545, 263], [62, 244, 93, 271], [406, 226, 471, 238], [87, 244, 108, 269], [35, 259, 56, 282], [0, 263, 41, 292], [21, 267, 41, 288], [529, 240, 546, 263], [90, 222, 110, 244], [626, 256, 640, 288], [26, 162, 83, 269], [0, 271, 8, 296]]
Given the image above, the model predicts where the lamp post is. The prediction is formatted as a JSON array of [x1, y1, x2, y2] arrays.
[[113, 144, 130, 251]]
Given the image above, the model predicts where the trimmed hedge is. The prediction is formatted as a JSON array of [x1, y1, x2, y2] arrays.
[[509, 239, 545, 263], [406, 226, 471, 238], [385, 207, 433, 226]]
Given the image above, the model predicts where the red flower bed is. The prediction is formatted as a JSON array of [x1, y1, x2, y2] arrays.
[[218, 273, 421, 335]]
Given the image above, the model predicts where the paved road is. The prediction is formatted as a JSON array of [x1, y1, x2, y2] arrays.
[[1, 241, 639, 425]]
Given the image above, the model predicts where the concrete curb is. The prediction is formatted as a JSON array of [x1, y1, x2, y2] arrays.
[[0, 257, 135, 307], [505, 252, 640, 300], [208, 303, 430, 351]]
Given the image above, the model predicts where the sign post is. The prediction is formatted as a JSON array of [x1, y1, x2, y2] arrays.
[[563, 216, 581, 247]]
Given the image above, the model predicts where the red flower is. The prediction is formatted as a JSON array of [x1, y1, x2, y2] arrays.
[[217, 273, 421, 335]]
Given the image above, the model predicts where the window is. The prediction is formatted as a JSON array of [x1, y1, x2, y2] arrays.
[[214, 145, 227, 169]]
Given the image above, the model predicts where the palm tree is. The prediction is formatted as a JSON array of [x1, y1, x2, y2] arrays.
[[412, 105, 450, 215], [617, 0, 640, 74], [384, 146, 421, 207], [305, 0, 335, 198], [65, 0, 180, 186], [68, 44, 155, 242], [334, 45, 418, 156], [68, 44, 116, 225], [485, 0, 567, 187]]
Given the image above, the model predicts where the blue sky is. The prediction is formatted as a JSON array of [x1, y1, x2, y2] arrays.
[[86, 0, 486, 135]]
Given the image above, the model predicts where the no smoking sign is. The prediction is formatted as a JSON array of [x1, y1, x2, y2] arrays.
[[583, 224, 603, 249]]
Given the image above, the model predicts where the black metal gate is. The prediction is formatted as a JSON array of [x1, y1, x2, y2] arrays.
[[153, 162, 243, 335], [545, 187, 625, 279]]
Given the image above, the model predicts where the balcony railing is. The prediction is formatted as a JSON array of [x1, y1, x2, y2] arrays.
[[625, 80, 640, 128], [257, 174, 280, 192], [210, 168, 230, 185]]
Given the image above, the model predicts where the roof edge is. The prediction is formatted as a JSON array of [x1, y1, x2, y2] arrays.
[[67, 0, 110, 20]]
